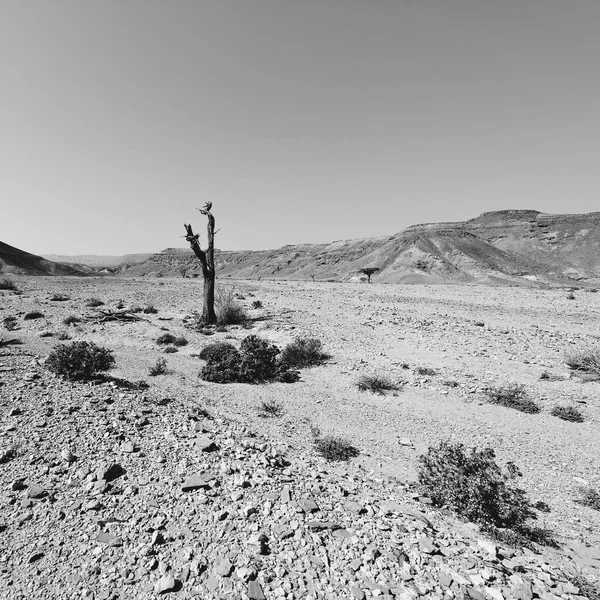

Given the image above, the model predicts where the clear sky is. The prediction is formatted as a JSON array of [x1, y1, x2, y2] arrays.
[[1, 0, 599, 256]]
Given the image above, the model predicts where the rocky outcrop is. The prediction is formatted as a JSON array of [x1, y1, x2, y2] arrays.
[[0, 241, 92, 276], [120, 210, 600, 285]]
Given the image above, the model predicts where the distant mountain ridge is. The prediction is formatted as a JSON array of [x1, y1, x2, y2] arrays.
[[42, 253, 153, 268], [121, 209, 600, 285], [0, 241, 92, 276]]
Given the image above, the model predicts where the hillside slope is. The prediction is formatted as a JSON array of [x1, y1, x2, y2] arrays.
[[42, 253, 153, 268], [122, 210, 600, 285], [0, 241, 92, 276]]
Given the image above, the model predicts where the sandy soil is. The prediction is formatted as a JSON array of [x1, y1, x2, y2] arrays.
[[2, 276, 599, 565]]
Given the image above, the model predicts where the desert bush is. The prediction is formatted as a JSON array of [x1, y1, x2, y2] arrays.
[[551, 405, 584, 422], [413, 259, 429, 271], [116, 300, 125, 309], [216, 287, 248, 326], [418, 441, 536, 530], [251, 300, 263, 309], [356, 374, 400, 395], [576, 486, 600, 511], [24, 311, 44, 320], [46, 341, 115, 381], [156, 333, 187, 346], [50, 294, 69, 301], [58, 332, 71, 340], [87, 298, 104, 307], [199, 335, 299, 384], [0, 278, 19, 291], [149, 357, 168, 376], [485, 384, 540, 414], [565, 347, 600, 377], [280, 338, 328, 368], [258, 399, 284, 417], [3, 316, 18, 331], [415, 366, 437, 376], [313, 434, 360, 461], [39, 331, 54, 338], [163, 345, 178, 353], [63, 315, 81, 326], [143, 304, 158, 314]]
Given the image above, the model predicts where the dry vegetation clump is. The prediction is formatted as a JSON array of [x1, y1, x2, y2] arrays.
[[0, 278, 19, 291], [143, 304, 158, 314], [565, 347, 600, 378], [418, 441, 536, 532], [24, 311, 44, 320], [3, 316, 18, 331], [251, 300, 263, 309], [279, 338, 329, 368], [550, 405, 584, 422], [163, 345, 178, 354], [485, 384, 541, 414], [216, 287, 248, 326], [257, 399, 284, 418], [149, 357, 168, 376], [46, 341, 115, 381], [199, 335, 300, 384], [50, 294, 70, 301], [313, 434, 360, 462], [0, 336, 22, 348], [63, 315, 81, 326], [86, 298, 104, 307], [415, 366, 437, 376], [156, 333, 188, 347], [356, 374, 400, 395], [576, 486, 600, 511]]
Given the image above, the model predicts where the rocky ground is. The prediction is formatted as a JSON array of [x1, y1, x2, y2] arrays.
[[1, 276, 599, 600]]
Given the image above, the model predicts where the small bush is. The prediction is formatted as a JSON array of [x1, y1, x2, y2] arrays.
[[565, 347, 600, 377], [442, 379, 460, 388], [258, 399, 284, 417], [87, 298, 104, 307], [50, 294, 70, 301], [156, 333, 187, 346], [46, 341, 115, 381], [576, 486, 600, 511], [551, 405, 584, 422], [413, 259, 429, 271], [314, 435, 360, 461], [356, 374, 400, 395], [418, 441, 536, 530], [3, 316, 18, 331], [485, 384, 540, 414], [415, 366, 437, 376], [63, 315, 81, 326], [199, 335, 299, 384], [149, 358, 168, 376], [143, 304, 158, 314], [216, 287, 248, 326], [24, 311, 44, 320], [58, 332, 71, 341], [0, 278, 19, 291], [280, 338, 328, 368], [251, 300, 263, 309], [163, 345, 178, 353], [116, 300, 125, 309]]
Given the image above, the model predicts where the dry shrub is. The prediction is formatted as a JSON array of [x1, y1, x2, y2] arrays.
[[280, 338, 328, 368], [550, 405, 584, 422], [46, 341, 115, 381], [485, 384, 540, 414], [313, 435, 360, 461], [356, 374, 400, 395], [565, 347, 600, 377], [216, 286, 248, 326]]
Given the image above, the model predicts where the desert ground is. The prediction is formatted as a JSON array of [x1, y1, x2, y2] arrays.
[[1, 276, 599, 599]]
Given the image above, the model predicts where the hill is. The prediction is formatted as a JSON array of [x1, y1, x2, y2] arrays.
[[0, 241, 92, 276], [121, 209, 600, 285], [42, 253, 153, 268]]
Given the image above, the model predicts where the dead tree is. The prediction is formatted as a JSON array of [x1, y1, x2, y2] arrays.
[[359, 267, 380, 283], [184, 202, 217, 324]]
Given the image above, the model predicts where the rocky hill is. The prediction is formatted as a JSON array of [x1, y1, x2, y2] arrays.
[[42, 253, 154, 269], [0, 241, 92, 276], [121, 210, 600, 285]]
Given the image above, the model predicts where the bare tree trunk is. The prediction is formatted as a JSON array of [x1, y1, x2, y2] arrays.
[[184, 204, 217, 324]]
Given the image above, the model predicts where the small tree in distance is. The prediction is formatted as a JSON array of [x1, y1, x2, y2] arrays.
[[184, 202, 217, 324], [359, 267, 380, 283]]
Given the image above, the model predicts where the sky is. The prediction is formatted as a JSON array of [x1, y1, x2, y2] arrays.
[[1, 0, 599, 256]]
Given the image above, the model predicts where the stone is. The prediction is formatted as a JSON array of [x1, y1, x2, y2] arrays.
[[195, 435, 217, 452], [280, 486, 292, 503], [27, 484, 47, 499], [418, 536, 437, 554], [214, 556, 233, 577], [96, 532, 123, 547], [299, 498, 319, 513], [351, 588, 366, 600], [154, 574, 176, 594], [181, 473, 214, 492], [306, 521, 339, 531], [98, 463, 126, 482], [247, 580, 266, 600]]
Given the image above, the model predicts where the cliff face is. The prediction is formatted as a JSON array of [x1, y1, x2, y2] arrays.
[[121, 210, 600, 285]]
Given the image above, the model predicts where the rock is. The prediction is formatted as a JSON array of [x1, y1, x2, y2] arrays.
[[98, 463, 126, 482], [247, 580, 266, 600], [181, 473, 214, 492], [351, 588, 366, 600], [27, 484, 47, 499], [61, 448, 76, 463], [298, 498, 319, 513], [195, 435, 217, 452], [306, 521, 339, 531], [122, 441, 135, 453], [214, 556, 233, 577], [96, 532, 123, 547], [418, 536, 437, 554], [154, 574, 176, 594]]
